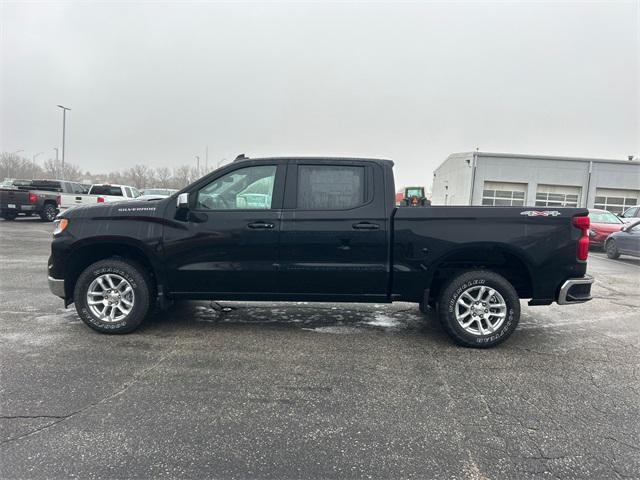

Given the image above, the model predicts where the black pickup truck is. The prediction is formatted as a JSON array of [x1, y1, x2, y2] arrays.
[[48, 156, 593, 347]]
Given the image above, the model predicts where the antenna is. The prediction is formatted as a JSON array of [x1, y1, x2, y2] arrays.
[[234, 154, 248, 161]]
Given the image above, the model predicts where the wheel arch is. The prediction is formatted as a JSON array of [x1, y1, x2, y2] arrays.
[[64, 238, 163, 303], [426, 243, 535, 304]]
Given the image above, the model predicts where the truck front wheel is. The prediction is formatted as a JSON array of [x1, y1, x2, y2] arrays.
[[438, 270, 520, 348], [74, 259, 152, 334]]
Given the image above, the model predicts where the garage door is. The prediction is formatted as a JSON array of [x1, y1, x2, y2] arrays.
[[535, 184, 581, 207], [482, 181, 527, 206], [594, 188, 640, 214]]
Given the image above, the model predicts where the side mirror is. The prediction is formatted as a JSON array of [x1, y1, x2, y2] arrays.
[[177, 192, 189, 209]]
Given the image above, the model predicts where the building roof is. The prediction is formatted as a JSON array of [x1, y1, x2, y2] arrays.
[[451, 151, 639, 166]]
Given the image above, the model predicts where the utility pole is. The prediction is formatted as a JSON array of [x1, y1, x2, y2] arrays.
[[205, 146, 208, 172], [57, 105, 71, 179], [54, 148, 60, 178]]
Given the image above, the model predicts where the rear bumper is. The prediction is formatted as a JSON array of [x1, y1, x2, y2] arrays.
[[1, 205, 35, 212], [48, 276, 65, 299], [557, 275, 594, 305]]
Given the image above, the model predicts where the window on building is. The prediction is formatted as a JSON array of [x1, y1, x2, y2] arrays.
[[594, 188, 640, 214], [481, 181, 526, 206], [535, 184, 581, 207]]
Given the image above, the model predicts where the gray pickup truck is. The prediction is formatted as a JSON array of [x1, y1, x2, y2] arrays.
[[0, 180, 60, 221]]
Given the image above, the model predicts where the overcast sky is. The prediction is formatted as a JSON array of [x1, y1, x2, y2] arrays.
[[1, 1, 638, 187]]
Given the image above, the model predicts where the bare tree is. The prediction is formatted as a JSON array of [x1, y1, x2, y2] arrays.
[[154, 167, 171, 187], [125, 164, 150, 189], [42, 158, 83, 181], [0, 153, 44, 180], [2, 151, 208, 189], [172, 165, 192, 188]]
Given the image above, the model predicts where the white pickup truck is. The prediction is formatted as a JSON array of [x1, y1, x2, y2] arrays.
[[28, 180, 97, 213], [87, 184, 142, 202]]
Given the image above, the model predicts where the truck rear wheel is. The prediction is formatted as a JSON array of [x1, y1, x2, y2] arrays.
[[438, 270, 520, 348], [40, 204, 57, 222], [74, 259, 152, 334]]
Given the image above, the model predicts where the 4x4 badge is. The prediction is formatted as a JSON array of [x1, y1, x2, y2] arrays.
[[520, 210, 562, 217]]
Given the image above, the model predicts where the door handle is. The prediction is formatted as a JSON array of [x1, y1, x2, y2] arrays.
[[352, 222, 380, 230], [248, 222, 274, 229]]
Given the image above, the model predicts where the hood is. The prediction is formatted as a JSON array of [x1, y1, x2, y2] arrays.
[[590, 222, 623, 233], [60, 198, 168, 219]]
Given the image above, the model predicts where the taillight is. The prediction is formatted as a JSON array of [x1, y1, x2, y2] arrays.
[[56, 194, 61, 206], [573, 215, 590, 261], [97, 196, 105, 203], [28, 192, 37, 204]]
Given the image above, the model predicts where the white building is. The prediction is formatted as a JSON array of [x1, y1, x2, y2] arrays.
[[431, 151, 640, 213]]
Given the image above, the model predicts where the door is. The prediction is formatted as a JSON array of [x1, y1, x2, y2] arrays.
[[279, 161, 390, 299], [163, 162, 285, 294], [71, 183, 87, 205], [617, 222, 640, 255]]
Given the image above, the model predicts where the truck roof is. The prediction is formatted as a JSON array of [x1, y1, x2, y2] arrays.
[[234, 155, 394, 168]]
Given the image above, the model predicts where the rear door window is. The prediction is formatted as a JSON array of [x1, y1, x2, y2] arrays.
[[90, 185, 123, 196], [297, 165, 366, 210]]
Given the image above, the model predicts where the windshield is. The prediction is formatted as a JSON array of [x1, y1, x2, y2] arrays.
[[405, 188, 423, 197], [589, 211, 622, 224], [143, 189, 173, 196]]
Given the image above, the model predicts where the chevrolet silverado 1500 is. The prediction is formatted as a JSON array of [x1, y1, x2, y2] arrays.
[[48, 156, 593, 347]]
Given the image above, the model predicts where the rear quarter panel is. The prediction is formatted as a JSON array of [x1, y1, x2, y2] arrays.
[[392, 206, 589, 302]]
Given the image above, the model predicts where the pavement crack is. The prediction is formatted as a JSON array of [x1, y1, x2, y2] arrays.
[[0, 415, 67, 420], [1, 342, 178, 445]]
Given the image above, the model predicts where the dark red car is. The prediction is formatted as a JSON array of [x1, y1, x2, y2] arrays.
[[588, 209, 624, 247]]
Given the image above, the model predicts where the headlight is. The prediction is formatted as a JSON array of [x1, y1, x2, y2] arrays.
[[53, 218, 69, 236], [588, 229, 596, 237]]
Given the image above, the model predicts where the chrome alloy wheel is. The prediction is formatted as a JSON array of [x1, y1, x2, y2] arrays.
[[455, 285, 507, 335], [86, 274, 135, 322]]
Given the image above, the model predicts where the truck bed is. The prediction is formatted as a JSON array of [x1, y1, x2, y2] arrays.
[[392, 206, 588, 303]]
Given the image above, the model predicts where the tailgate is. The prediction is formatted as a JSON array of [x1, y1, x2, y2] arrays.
[[0, 189, 30, 208]]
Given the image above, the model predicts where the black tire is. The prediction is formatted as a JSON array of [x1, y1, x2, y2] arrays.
[[74, 258, 153, 334], [2, 212, 18, 221], [39, 203, 57, 222], [605, 239, 620, 259], [438, 270, 520, 348], [418, 300, 429, 314]]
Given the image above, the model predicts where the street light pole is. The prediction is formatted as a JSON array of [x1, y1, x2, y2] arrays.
[[32, 152, 44, 178], [57, 105, 71, 178]]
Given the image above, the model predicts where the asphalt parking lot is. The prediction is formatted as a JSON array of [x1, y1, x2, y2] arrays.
[[1, 217, 639, 479]]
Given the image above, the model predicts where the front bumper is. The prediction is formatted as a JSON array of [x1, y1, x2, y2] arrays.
[[48, 276, 65, 299], [557, 275, 594, 305]]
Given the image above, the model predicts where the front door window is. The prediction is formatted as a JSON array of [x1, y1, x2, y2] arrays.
[[197, 165, 277, 210]]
